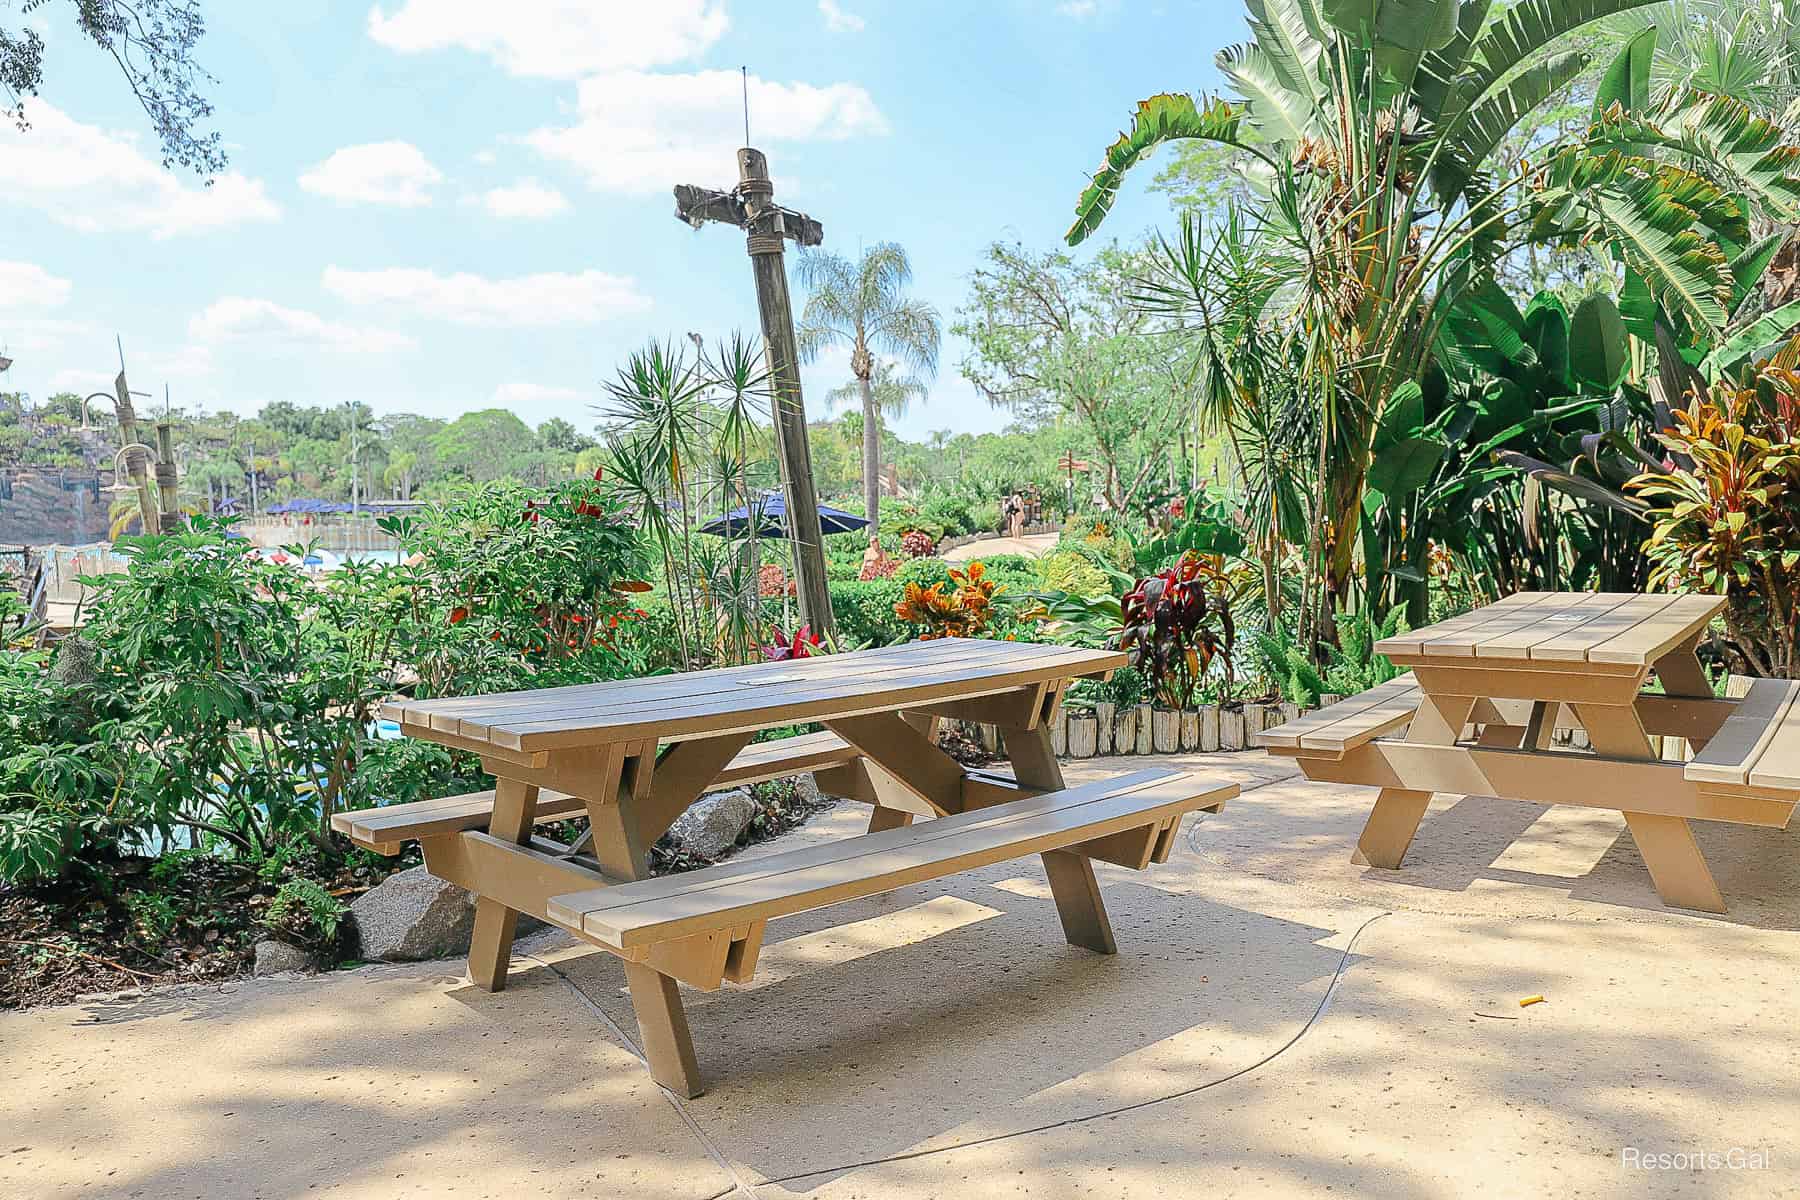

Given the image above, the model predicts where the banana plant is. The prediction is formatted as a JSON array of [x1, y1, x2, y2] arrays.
[[1067, 0, 1800, 626]]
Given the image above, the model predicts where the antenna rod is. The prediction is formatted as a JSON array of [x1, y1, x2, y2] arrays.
[[741, 66, 750, 146]]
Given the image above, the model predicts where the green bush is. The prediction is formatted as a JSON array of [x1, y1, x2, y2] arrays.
[[894, 557, 951, 589], [829, 579, 908, 647], [1039, 550, 1111, 598], [919, 493, 976, 538]]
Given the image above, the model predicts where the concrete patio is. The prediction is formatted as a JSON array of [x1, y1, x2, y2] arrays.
[[5, 750, 1796, 1199]]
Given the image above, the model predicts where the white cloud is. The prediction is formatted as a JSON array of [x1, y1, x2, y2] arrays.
[[474, 179, 569, 219], [0, 262, 73, 309], [367, 0, 728, 78], [526, 70, 886, 193], [299, 141, 443, 207], [0, 101, 280, 238], [322, 266, 649, 326], [819, 0, 865, 32], [492, 381, 588, 408], [190, 297, 415, 355]]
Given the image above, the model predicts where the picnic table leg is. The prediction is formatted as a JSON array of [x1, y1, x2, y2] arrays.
[[1575, 702, 1727, 913], [624, 960, 706, 1098], [467, 776, 540, 992], [1353, 693, 1476, 869], [1002, 722, 1118, 954]]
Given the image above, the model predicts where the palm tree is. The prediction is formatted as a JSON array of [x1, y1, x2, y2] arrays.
[[796, 243, 941, 529]]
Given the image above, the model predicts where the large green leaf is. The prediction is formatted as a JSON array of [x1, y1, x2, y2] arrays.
[[1375, 379, 1425, 450], [1595, 172, 1731, 334], [1569, 294, 1629, 390], [1437, 49, 1588, 198], [1701, 300, 1800, 379], [1244, 0, 1329, 106], [1588, 93, 1800, 220], [1415, 0, 1492, 119], [1442, 0, 1660, 134], [1728, 232, 1785, 313], [1321, 0, 1459, 52], [1216, 42, 1315, 143], [1523, 291, 1572, 392], [1067, 94, 1248, 245], [1592, 24, 1656, 118], [1368, 436, 1448, 496]]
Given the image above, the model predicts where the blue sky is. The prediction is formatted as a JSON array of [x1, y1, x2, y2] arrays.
[[1, 0, 1230, 441]]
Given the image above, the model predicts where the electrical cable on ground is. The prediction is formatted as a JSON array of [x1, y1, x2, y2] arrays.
[[533, 906, 1391, 1195]]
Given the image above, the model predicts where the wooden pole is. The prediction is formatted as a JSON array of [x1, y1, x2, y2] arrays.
[[736, 148, 835, 639], [154, 421, 179, 529], [112, 370, 159, 535]]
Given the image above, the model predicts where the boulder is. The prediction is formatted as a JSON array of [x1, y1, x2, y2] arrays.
[[253, 939, 314, 976], [349, 865, 477, 962], [668, 788, 757, 859]]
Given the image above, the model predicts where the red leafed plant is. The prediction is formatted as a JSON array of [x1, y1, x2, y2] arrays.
[[1117, 552, 1236, 708], [764, 624, 821, 661], [900, 529, 937, 558]]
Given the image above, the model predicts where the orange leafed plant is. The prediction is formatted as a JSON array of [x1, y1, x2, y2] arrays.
[[894, 561, 1005, 639]]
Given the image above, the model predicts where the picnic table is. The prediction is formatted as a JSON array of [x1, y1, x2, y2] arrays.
[[1258, 592, 1800, 914], [335, 638, 1234, 1096]]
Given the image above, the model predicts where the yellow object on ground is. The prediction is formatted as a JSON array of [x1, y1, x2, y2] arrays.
[[1518, 994, 1545, 1007]]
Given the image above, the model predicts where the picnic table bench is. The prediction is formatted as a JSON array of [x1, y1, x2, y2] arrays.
[[1258, 591, 1800, 914], [336, 638, 1235, 1096]]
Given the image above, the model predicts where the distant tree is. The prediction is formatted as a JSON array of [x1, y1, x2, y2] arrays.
[[537, 416, 594, 454], [796, 242, 941, 530], [431, 409, 534, 482], [2, 0, 227, 175]]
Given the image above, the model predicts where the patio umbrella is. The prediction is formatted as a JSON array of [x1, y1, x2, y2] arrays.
[[700, 491, 868, 537]]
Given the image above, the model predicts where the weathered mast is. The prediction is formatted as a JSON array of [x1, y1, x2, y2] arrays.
[[673, 148, 836, 638]]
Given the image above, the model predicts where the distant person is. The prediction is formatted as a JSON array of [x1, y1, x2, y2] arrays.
[[1003, 491, 1024, 539]]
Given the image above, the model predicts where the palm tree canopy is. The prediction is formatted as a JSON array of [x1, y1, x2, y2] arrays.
[[796, 242, 943, 378]]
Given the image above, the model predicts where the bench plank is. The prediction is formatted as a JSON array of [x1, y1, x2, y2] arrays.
[[1685, 679, 1800, 787], [1256, 674, 1419, 755], [1746, 683, 1800, 792], [334, 731, 866, 853], [550, 769, 1235, 950]]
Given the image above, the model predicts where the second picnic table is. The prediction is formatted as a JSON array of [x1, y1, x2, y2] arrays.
[[1259, 591, 1800, 914], [334, 637, 1234, 1095]]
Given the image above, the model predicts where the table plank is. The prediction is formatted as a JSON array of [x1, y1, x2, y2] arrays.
[[387, 636, 988, 728], [1376, 591, 1548, 657], [497, 644, 1122, 751], [1588, 594, 1725, 665], [1472, 592, 1639, 659], [1415, 592, 1585, 658], [1527, 593, 1676, 663]]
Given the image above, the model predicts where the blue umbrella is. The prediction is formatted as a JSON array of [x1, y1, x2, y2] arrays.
[[701, 491, 869, 537]]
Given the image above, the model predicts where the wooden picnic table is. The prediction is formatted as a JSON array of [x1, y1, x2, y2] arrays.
[[336, 637, 1235, 1095], [1259, 592, 1800, 914]]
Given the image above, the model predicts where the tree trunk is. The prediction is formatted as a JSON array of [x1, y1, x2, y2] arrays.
[[860, 374, 880, 532]]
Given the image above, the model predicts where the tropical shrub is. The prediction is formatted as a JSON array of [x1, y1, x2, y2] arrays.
[[900, 528, 938, 558], [894, 562, 1004, 639], [1631, 358, 1800, 677], [828, 579, 908, 646], [1039, 550, 1112, 598], [1254, 607, 1408, 707], [1117, 553, 1236, 709]]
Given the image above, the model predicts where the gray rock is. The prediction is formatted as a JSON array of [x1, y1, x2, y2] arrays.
[[794, 773, 824, 806], [668, 788, 757, 859], [349, 865, 478, 962], [253, 939, 314, 976]]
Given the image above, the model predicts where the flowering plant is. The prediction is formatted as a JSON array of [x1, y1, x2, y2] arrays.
[[895, 561, 1003, 639]]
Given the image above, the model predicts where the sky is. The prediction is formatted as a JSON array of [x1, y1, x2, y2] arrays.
[[0, 0, 1232, 442]]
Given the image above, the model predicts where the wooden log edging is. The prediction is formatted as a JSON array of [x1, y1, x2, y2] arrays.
[[1049, 701, 1315, 758]]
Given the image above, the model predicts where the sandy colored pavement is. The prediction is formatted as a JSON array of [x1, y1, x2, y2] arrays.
[[941, 533, 1058, 563], [5, 751, 1798, 1199]]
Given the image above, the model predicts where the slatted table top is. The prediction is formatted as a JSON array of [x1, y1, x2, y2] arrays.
[[1374, 591, 1724, 668], [386, 637, 1127, 753]]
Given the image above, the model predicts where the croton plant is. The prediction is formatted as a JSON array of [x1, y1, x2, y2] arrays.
[[1117, 552, 1236, 709]]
